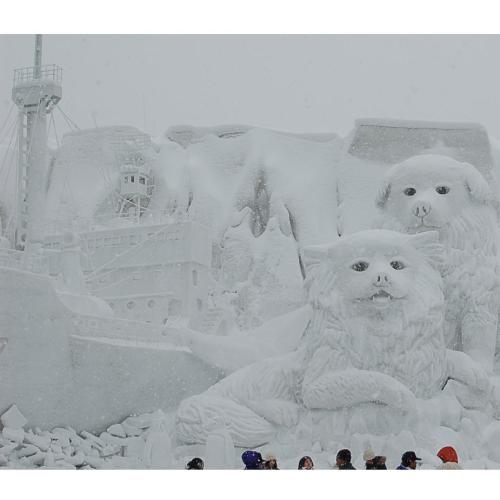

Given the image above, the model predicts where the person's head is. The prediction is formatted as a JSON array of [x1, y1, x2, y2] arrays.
[[241, 450, 264, 470], [336, 449, 352, 467], [264, 453, 278, 470], [373, 456, 387, 470], [298, 456, 314, 470], [437, 446, 458, 464], [363, 448, 375, 469], [186, 457, 204, 470], [401, 451, 421, 470]]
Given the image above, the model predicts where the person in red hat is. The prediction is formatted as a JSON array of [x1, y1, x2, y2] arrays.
[[436, 446, 462, 470]]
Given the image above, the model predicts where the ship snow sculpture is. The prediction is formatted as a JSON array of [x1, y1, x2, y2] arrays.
[[0, 36, 221, 431]]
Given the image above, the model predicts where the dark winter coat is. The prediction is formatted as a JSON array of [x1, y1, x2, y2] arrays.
[[338, 462, 356, 470]]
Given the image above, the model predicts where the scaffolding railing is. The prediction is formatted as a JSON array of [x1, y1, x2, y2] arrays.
[[111, 133, 152, 153], [13, 64, 63, 85]]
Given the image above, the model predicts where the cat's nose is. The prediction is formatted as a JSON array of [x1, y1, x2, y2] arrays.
[[412, 201, 432, 218], [373, 272, 390, 286]]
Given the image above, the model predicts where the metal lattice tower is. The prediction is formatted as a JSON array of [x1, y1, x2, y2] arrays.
[[112, 134, 154, 220], [11, 35, 62, 251]]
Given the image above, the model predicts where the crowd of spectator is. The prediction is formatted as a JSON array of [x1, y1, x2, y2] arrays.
[[185, 445, 462, 470]]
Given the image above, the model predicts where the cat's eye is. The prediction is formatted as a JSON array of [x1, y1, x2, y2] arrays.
[[404, 187, 416, 196], [436, 185, 450, 195], [390, 260, 405, 270], [351, 261, 369, 272]]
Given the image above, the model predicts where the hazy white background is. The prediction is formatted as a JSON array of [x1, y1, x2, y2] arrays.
[[1, 35, 500, 139]]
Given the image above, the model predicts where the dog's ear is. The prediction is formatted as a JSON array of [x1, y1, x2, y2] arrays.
[[375, 180, 391, 209], [302, 244, 338, 309], [463, 165, 495, 206], [302, 245, 329, 276], [407, 231, 444, 272]]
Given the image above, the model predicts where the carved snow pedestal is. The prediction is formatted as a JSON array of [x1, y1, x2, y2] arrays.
[[176, 230, 491, 450]]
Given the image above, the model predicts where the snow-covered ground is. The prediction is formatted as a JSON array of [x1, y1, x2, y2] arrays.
[[3, 403, 500, 470]]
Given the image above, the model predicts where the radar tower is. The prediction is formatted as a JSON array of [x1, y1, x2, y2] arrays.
[[11, 34, 62, 251]]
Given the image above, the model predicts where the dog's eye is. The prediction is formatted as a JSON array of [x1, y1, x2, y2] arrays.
[[351, 261, 369, 272], [390, 260, 405, 270], [404, 187, 416, 196], [436, 186, 450, 195]]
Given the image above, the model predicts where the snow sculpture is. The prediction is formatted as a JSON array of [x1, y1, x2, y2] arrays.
[[375, 154, 500, 374], [55, 232, 114, 318], [0, 216, 9, 249], [220, 197, 304, 329], [205, 425, 236, 469], [176, 230, 488, 447], [142, 419, 173, 468]]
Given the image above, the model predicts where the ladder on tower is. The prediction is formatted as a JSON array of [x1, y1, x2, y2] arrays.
[[15, 112, 30, 249]]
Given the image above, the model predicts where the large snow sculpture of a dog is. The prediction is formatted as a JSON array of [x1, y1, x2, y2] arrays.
[[176, 230, 488, 447], [375, 154, 500, 373]]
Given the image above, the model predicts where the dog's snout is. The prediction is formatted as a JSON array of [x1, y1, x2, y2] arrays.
[[412, 201, 432, 218], [373, 272, 390, 286]]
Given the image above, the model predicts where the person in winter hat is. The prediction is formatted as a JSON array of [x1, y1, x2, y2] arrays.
[[372, 456, 387, 470], [336, 449, 356, 470], [186, 457, 204, 470], [436, 446, 462, 470], [264, 453, 279, 470], [298, 456, 314, 470], [241, 450, 264, 470], [364, 448, 376, 469], [396, 451, 421, 470]]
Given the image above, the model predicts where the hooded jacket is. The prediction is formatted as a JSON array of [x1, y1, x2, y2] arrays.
[[437, 462, 462, 470], [437, 446, 459, 464]]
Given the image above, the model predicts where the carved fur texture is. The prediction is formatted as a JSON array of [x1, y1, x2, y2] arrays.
[[375, 154, 500, 372]]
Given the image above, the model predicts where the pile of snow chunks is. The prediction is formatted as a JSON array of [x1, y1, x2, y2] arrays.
[[0, 404, 171, 469]]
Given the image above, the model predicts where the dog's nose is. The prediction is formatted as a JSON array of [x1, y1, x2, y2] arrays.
[[412, 201, 432, 218], [373, 272, 390, 286]]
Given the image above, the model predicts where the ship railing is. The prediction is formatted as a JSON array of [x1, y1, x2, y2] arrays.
[[0, 248, 48, 274], [110, 134, 152, 152], [71, 313, 185, 348], [44, 208, 212, 237], [13, 64, 63, 85]]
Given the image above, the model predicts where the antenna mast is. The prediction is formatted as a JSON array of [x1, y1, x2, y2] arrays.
[[11, 34, 62, 251]]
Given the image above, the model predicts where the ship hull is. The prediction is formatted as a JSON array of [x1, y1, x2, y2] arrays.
[[0, 267, 222, 431]]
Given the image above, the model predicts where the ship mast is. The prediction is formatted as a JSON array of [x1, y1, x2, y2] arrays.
[[11, 34, 62, 252]]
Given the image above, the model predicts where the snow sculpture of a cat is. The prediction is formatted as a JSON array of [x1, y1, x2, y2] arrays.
[[374, 154, 500, 375], [176, 230, 488, 447]]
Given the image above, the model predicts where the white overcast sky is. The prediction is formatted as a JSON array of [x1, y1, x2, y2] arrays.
[[1, 34, 500, 139]]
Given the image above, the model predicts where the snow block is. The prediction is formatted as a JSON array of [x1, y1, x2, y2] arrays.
[[1, 405, 28, 430], [107, 424, 126, 438], [2, 427, 24, 443]]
